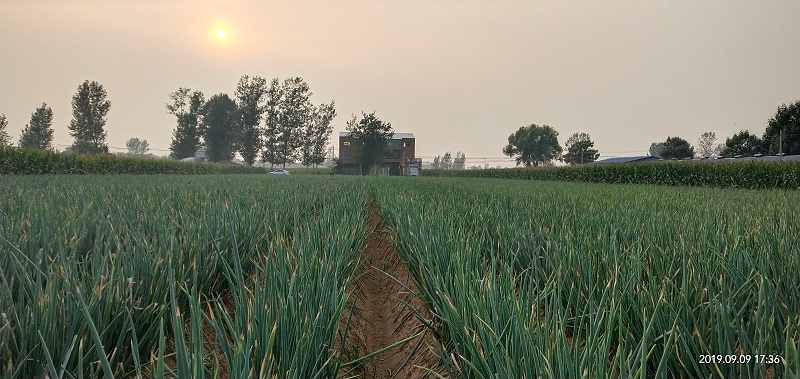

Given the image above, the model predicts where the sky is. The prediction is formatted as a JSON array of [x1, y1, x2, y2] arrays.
[[1, 1, 799, 166]]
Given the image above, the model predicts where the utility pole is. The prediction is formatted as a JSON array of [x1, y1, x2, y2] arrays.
[[779, 129, 783, 159]]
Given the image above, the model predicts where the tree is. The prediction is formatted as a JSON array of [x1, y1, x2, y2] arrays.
[[0, 114, 11, 147], [126, 138, 150, 155], [696, 132, 722, 157], [262, 77, 314, 168], [260, 80, 282, 168], [502, 124, 562, 167], [763, 100, 800, 155], [649, 142, 665, 157], [453, 151, 466, 170], [660, 136, 695, 159], [19, 103, 54, 150], [346, 111, 394, 175], [562, 132, 599, 165], [720, 130, 765, 157], [168, 88, 205, 159], [202, 93, 238, 162], [235, 75, 268, 165], [440, 151, 454, 169], [430, 155, 442, 169], [68, 80, 111, 154], [301, 101, 336, 169]]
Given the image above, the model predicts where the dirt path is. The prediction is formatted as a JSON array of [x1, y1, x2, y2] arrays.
[[339, 194, 444, 379]]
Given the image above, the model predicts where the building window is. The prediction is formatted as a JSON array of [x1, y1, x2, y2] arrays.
[[343, 151, 351, 159], [387, 139, 401, 147], [344, 141, 351, 146], [402, 141, 411, 147], [403, 152, 411, 159]]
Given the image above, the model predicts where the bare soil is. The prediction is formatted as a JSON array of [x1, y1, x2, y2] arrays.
[[338, 196, 445, 379]]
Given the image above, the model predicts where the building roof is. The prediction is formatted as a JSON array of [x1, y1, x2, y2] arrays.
[[592, 156, 661, 164], [339, 132, 414, 139]]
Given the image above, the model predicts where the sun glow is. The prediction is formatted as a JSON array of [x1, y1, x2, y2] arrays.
[[216, 29, 227, 40]]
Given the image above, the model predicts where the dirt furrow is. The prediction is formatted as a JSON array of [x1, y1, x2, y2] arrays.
[[339, 194, 444, 379]]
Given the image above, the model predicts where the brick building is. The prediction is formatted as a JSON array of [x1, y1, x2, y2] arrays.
[[338, 132, 415, 175]]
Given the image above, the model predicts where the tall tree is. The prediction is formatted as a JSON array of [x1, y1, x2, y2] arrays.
[[168, 88, 205, 159], [720, 130, 765, 157], [0, 114, 11, 147], [68, 80, 111, 154], [262, 77, 325, 169], [431, 155, 442, 169], [126, 138, 150, 155], [563, 132, 599, 165], [263, 78, 309, 167], [660, 136, 695, 159], [502, 124, 562, 167], [202, 93, 238, 162], [261, 80, 282, 168], [18, 103, 54, 150], [301, 101, 336, 169], [440, 151, 453, 169], [649, 142, 665, 158], [453, 151, 466, 170], [696, 132, 722, 157], [235, 75, 268, 165], [346, 111, 394, 175], [763, 100, 800, 155]]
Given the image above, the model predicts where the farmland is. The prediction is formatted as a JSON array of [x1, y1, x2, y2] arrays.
[[375, 178, 800, 378], [1, 174, 799, 378]]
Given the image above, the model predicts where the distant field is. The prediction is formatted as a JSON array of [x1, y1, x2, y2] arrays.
[[423, 160, 800, 189], [1, 175, 797, 378]]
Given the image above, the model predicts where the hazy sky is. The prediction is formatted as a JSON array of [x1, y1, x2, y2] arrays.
[[2, 1, 799, 166]]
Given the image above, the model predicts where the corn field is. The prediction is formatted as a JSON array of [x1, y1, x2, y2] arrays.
[[1, 174, 798, 378], [423, 161, 800, 189]]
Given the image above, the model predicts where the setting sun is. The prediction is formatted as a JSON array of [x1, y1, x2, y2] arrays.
[[216, 29, 227, 40]]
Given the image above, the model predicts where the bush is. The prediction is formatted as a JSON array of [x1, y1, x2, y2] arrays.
[[0, 148, 267, 175]]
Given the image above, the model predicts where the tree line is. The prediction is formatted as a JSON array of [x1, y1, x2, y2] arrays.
[[648, 101, 800, 159], [0, 76, 338, 168], [502, 100, 800, 166], [0, 81, 113, 154], [168, 76, 336, 168], [428, 151, 466, 170], [502, 125, 601, 166]]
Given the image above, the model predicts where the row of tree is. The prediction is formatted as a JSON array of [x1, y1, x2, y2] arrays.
[[0, 81, 112, 153], [649, 101, 800, 159], [503, 100, 800, 165], [502, 124, 600, 167], [429, 151, 466, 170], [168, 76, 336, 167]]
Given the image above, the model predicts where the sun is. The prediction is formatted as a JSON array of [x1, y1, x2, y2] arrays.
[[216, 29, 227, 40]]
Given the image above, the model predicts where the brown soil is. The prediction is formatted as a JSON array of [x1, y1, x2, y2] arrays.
[[338, 195, 445, 379]]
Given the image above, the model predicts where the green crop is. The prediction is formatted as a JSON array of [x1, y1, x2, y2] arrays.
[[3, 172, 798, 378], [0, 175, 367, 378], [375, 177, 800, 378], [423, 160, 800, 189]]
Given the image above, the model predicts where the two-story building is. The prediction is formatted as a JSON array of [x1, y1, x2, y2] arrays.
[[338, 132, 416, 175]]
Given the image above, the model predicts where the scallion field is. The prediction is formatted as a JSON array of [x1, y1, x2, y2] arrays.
[[1, 175, 798, 378]]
